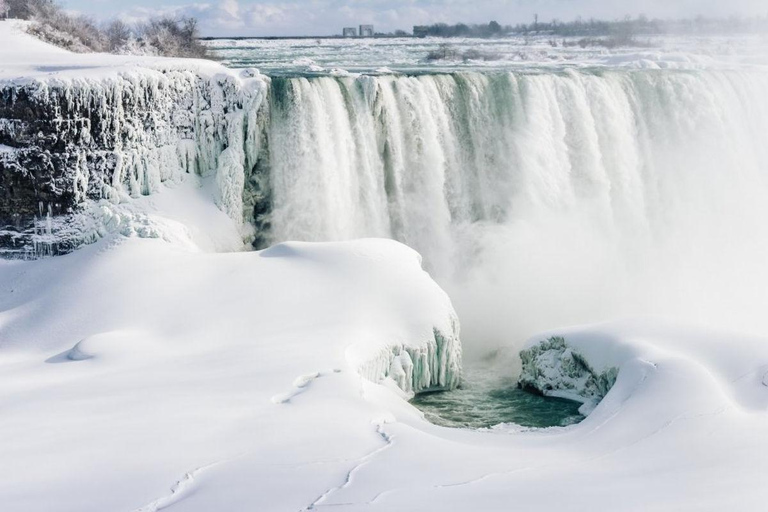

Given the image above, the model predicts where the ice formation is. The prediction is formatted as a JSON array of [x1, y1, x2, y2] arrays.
[[259, 240, 464, 396], [518, 336, 618, 414], [355, 324, 463, 395], [0, 42, 268, 256]]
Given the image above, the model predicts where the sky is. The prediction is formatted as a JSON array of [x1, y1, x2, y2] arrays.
[[64, 0, 768, 37]]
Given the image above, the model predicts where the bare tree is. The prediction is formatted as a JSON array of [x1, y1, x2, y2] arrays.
[[105, 19, 130, 51], [6, 0, 53, 19], [138, 16, 208, 58], [11, 0, 209, 58]]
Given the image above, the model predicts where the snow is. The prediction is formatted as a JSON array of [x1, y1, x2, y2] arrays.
[[0, 20, 227, 81], [2, 17, 768, 512], [2, 180, 767, 512], [0, 215, 462, 511], [518, 335, 619, 414]]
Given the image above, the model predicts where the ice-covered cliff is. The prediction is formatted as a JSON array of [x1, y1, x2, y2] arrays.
[[0, 21, 269, 257]]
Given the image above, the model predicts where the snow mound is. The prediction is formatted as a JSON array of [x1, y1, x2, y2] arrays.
[[0, 233, 466, 510], [259, 240, 463, 395], [46, 331, 155, 363], [520, 320, 768, 422]]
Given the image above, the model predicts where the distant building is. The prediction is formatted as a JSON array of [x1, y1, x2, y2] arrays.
[[413, 26, 429, 38], [359, 25, 374, 37], [343, 27, 357, 37]]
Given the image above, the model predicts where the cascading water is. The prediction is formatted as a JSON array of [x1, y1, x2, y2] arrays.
[[259, 69, 768, 356]]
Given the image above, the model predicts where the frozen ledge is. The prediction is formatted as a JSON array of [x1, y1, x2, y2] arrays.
[[518, 336, 618, 415], [355, 320, 463, 396]]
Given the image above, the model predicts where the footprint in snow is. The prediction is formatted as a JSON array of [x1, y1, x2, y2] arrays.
[[271, 369, 342, 404]]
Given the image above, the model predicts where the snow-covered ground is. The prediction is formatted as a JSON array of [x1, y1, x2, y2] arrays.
[[0, 193, 464, 512], [0, 20, 231, 81], [2, 19, 768, 512], [3, 208, 768, 511]]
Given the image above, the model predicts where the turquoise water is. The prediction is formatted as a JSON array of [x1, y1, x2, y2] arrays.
[[411, 367, 583, 429]]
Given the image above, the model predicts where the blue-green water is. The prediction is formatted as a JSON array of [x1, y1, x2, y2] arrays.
[[411, 367, 583, 429]]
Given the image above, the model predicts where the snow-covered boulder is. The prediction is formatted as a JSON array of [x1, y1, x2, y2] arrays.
[[519, 335, 618, 414]]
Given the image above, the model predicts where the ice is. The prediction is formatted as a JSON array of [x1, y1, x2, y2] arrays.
[[354, 325, 463, 395]]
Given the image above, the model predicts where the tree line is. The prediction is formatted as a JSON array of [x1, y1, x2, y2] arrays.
[[511, 15, 768, 37], [414, 15, 768, 38], [0, 0, 209, 58], [415, 21, 506, 38]]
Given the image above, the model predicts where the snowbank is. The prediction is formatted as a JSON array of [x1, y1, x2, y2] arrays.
[[0, 230, 464, 511], [325, 321, 768, 511], [0, 20, 223, 81], [520, 321, 768, 419]]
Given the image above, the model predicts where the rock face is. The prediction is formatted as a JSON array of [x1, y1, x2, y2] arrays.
[[518, 336, 618, 414], [0, 68, 269, 257]]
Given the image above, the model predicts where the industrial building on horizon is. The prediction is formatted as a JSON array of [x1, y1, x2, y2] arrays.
[[342, 25, 375, 37]]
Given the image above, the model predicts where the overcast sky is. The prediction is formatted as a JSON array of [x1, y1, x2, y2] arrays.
[[63, 0, 768, 37]]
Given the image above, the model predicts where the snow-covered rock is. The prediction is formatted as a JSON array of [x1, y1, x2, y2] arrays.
[[519, 335, 618, 414], [0, 20, 269, 257]]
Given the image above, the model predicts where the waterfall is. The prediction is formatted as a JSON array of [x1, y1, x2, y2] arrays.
[[259, 70, 768, 349], [6, 66, 768, 347]]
